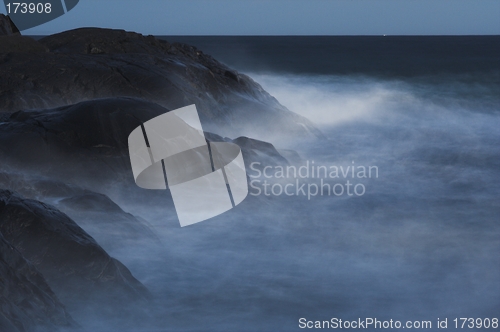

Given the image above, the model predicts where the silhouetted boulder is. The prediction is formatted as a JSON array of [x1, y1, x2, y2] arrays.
[[57, 192, 161, 251], [0, 97, 296, 188], [41, 28, 171, 55], [0, 27, 322, 141], [0, 172, 161, 254], [0, 190, 151, 324]]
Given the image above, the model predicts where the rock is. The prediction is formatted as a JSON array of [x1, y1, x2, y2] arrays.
[[0, 27, 322, 141], [0, 97, 301, 241], [57, 192, 161, 252], [0, 97, 166, 187], [60, 192, 130, 213], [0, 190, 151, 325], [0, 15, 19, 36], [276, 149, 302, 164], [0, 232, 75, 332], [204, 131, 296, 168], [40, 28, 171, 55], [0, 35, 48, 53], [0, 172, 86, 200], [0, 15, 43, 54], [232, 136, 290, 168]]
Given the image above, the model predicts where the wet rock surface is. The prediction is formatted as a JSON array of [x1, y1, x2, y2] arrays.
[[0, 27, 311, 331], [0, 232, 75, 332], [0, 35, 48, 53], [0, 27, 322, 140]]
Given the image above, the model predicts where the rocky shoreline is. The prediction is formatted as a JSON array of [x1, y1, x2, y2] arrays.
[[0, 14, 314, 331]]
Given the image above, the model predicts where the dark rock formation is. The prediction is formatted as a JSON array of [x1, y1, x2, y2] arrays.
[[0, 232, 75, 332], [0, 27, 322, 141], [0, 172, 161, 254], [0, 15, 43, 53], [41, 28, 172, 55], [0, 28, 310, 330], [0, 95, 297, 264], [0, 97, 295, 188], [0, 190, 150, 324], [0, 15, 19, 36], [0, 28, 308, 237], [57, 192, 161, 252], [233, 136, 290, 167], [0, 97, 166, 187], [0, 172, 87, 200]]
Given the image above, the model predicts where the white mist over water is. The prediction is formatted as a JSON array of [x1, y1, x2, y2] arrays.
[[77, 73, 499, 331], [8, 73, 496, 331]]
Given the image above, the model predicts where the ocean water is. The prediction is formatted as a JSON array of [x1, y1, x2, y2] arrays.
[[85, 36, 498, 331], [20, 36, 498, 331]]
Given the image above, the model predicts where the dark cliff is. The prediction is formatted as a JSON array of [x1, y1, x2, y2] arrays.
[[0, 27, 322, 141]]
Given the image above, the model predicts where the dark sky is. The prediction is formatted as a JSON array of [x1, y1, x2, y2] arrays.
[[2, 0, 499, 35]]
